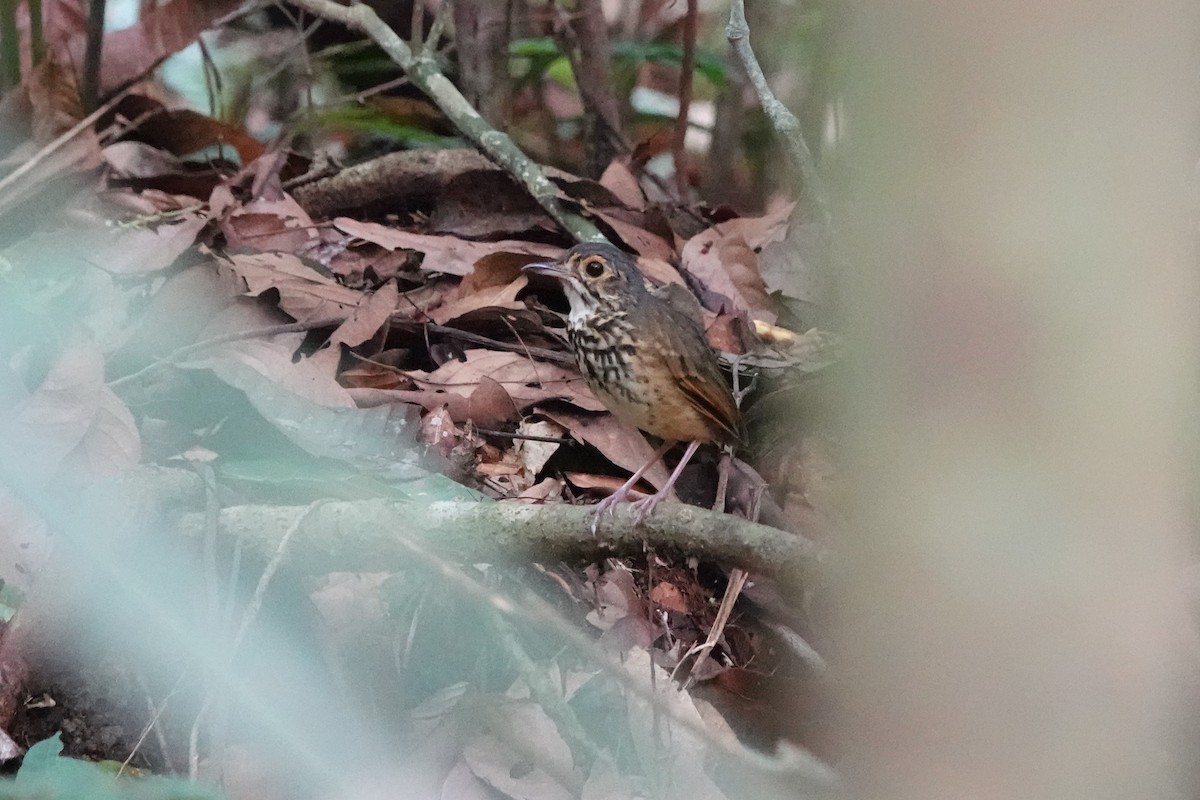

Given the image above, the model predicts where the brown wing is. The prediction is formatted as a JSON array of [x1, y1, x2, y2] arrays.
[[648, 297, 741, 445]]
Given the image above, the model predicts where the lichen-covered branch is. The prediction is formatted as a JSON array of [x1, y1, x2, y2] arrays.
[[175, 495, 825, 580]]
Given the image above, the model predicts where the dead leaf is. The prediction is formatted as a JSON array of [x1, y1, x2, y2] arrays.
[[104, 94, 263, 164], [463, 731, 573, 800], [518, 477, 564, 502], [636, 256, 687, 287], [680, 228, 776, 323], [363, 350, 602, 419], [441, 760, 496, 800], [27, 56, 83, 142], [54, 385, 142, 481], [537, 407, 670, 491], [598, 158, 646, 210], [327, 280, 399, 349], [1, 344, 140, 486], [102, 141, 187, 179], [595, 210, 674, 261], [466, 376, 519, 427], [649, 581, 688, 613], [429, 276, 527, 326], [333, 218, 561, 276], [212, 185, 318, 253], [3, 212, 207, 276], [584, 564, 642, 631], [514, 418, 564, 477], [182, 338, 353, 408], [214, 251, 362, 322]]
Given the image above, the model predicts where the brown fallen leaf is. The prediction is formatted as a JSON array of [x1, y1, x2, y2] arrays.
[[210, 184, 319, 253], [466, 375, 519, 427], [536, 406, 670, 491], [429, 276, 527, 326], [333, 218, 562, 276], [594, 209, 675, 261], [351, 350, 602, 420], [214, 250, 362, 322], [680, 226, 776, 323], [518, 477, 564, 502], [326, 279, 400, 350], [649, 581, 689, 613], [103, 93, 262, 164], [599, 158, 646, 211]]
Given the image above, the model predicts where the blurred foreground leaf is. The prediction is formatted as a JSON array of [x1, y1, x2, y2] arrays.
[[0, 734, 220, 800]]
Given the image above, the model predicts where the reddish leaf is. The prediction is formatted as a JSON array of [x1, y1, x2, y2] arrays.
[[595, 209, 675, 261], [211, 184, 318, 252], [466, 376, 519, 427], [333, 219, 561, 276]]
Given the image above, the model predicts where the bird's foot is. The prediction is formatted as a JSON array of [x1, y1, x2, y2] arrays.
[[591, 484, 636, 534], [628, 492, 666, 525]]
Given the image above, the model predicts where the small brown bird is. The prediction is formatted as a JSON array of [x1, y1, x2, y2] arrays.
[[524, 243, 739, 522]]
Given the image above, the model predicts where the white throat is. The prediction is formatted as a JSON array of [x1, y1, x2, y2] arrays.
[[563, 280, 599, 328]]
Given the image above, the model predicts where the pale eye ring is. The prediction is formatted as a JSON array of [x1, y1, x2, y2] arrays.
[[583, 259, 605, 278]]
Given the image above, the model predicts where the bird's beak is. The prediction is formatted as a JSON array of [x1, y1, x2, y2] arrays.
[[522, 260, 569, 279]]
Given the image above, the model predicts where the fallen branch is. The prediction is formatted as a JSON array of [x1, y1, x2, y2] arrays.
[[174, 494, 825, 580], [286, 0, 604, 243]]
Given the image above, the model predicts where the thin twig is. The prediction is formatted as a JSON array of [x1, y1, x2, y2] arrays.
[[418, 322, 575, 366], [108, 319, 342, 388], [0, 85, 133, 198], [121, 670, 186, 777], [726, 0, 831, 235], [81, 0, 106, 111], [476, 428, 574, 444], [189, 501, 324, 779], [672, 0, 699, 198]]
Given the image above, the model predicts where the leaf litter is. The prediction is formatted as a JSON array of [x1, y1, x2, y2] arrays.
[[0, 70, 842, 798]]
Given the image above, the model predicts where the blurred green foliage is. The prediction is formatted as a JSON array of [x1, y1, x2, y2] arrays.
[[0, 734, 222, 800]]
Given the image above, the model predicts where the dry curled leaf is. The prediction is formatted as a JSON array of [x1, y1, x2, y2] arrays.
[[382, 349, 602, 420], [214, 250, 362, 323], [333, 218, 561, 276]]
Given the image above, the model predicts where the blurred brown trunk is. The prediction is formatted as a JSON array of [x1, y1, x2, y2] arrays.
[[567, 0, 622, 177], [452, 0, 514, 127]]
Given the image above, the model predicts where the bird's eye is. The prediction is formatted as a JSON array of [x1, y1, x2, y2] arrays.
[[583, 259, 606, 278]]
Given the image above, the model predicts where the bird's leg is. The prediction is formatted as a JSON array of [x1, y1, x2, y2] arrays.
[[593, 439, 675, 526], [629, 440, 702, 524]]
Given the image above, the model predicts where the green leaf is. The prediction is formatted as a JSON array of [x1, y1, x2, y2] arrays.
[[1, 733, 222, 799], [302, 105, 456, 146]]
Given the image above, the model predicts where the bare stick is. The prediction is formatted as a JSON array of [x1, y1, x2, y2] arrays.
[[672, 0, 699, 198], [725, 0, 831, 234]]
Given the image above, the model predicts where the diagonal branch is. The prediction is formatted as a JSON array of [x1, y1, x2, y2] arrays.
[[285, 0, 604, 243], [726, 0, 831, 236]]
